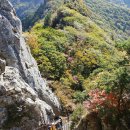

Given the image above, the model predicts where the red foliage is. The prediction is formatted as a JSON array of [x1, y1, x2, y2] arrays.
[[83, 89, 119, 112]]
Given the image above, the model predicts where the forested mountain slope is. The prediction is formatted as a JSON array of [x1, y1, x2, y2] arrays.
[[10, 0, 44, 29], [11, 0, 130, 39], [25, 0, 130, 129], [109, 0, 130, 7], [9, 0, 130, 129], [10, 0, 43, 17], [85, 0, 130, 40], [106, 0, 130, 7], [124, 0, 130, 7], [25, 0, 64, 30], [108, 0, 127, 6]]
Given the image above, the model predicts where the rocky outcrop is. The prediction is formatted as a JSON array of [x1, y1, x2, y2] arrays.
[[28, 0, 64, 27], [0, 0, 61, 129]]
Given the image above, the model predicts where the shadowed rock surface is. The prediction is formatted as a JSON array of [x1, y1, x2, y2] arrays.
[[0, 0, 61, 129]]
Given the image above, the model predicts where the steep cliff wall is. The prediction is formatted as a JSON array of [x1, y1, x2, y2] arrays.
[[0, 0, 60, 129]]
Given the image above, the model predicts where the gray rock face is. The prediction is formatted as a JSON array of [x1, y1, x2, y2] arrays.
[[0, 0, 61, 129], [0, 67, 55, 129]]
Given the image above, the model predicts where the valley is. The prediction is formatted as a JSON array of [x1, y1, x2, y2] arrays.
[[1, 0, 130, 129]]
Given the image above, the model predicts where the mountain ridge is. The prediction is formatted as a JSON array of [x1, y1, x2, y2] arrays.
[[26, 0, 130, 129], [2, 0, 130, 129]]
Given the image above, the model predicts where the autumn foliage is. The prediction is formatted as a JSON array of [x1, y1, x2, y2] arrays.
[[84, 89, 118, 111], [83, 88, 130, 128]]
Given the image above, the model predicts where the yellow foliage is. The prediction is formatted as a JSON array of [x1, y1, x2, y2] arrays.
[[24, 32, 39, 51]]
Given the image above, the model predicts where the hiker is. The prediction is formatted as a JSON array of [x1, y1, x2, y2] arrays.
[[55, 116, 63, 126], [48, 125, 51, 130], [51, 122, 56, 130], [55, 117, 63, 130]]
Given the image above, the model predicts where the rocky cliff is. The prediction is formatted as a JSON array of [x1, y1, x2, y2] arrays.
[[0, 0, 61, 129]]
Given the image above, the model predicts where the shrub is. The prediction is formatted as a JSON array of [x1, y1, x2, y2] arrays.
[[73, 91, 87, 103], [71, 105, 84, 129]]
